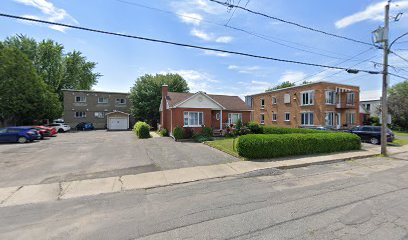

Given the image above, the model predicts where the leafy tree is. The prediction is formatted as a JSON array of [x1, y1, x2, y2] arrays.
[[0, 47, 61, 126], [266, 81, 296, 91], [388, 80, 408, 130], [129, 73, 189, 127]]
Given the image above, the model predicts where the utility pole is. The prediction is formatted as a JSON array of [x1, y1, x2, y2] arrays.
[[381, 1, 390, 156]]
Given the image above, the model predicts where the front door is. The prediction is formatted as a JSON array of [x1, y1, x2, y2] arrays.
[[336, 113, 341, 129]]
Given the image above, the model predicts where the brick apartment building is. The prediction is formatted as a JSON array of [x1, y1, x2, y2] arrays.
[[62, 89, 134, 130], [245, 82, 360, 129]]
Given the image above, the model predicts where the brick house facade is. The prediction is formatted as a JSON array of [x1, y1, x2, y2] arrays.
[[245, 82, 360, 129], [62, 89, 134, 129], [159, 85, 252, 135]]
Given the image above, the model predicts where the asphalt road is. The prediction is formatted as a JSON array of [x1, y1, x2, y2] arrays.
[[1, 153, 408, 240], [0, 131, 237, 188]]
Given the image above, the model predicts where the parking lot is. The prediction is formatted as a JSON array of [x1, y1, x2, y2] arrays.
[[0, 131, 238, 188]]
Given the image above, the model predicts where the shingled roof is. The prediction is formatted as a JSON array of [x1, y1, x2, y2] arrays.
[[166, 92, 251, 111]]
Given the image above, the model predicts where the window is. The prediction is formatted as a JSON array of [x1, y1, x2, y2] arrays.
[[98, 97, 108, 104], [325, 112, 334, 126], [75, 96, 86, 103], [260, 99, 265, 108], [75, 111, 86, 118], [260, 113, 265, 124], [272, 97, 277, 105], [94, 112, 105, 118], [301, 91, 314, 106], [301, 112, 314, 126], [285, 112, 290, 122], [346, 92, 355, 105], [346, 112, 356, 125], [363, 103, 371, 111], [184, 112, 203, 127], [325, 91, 336, 104], [284, 94, 291, 103], [116, 98, 126, 104], [272, 113, 277, 122], [228, 113, 242, 124]]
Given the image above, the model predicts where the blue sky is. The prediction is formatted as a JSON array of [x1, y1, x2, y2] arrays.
[[2, 0, 408, 100]]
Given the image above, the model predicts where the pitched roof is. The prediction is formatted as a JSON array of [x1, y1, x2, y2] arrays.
[[166, 92, 251, 111]]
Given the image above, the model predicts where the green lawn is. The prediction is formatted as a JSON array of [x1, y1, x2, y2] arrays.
[[205, 138, 240, 158], [392, 139, 408, 146], [394, 130, 408, 137]]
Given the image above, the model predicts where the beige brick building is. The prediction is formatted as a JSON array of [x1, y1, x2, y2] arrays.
[[245, 82, 360, 129], [62, 90, 134, 130]]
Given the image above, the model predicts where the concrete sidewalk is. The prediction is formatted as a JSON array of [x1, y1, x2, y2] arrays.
[[1, 145, 407, 208]]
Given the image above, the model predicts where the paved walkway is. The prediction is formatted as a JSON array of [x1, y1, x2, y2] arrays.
[[1, 145, 407, 207]]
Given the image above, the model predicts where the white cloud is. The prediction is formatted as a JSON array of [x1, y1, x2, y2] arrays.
[[190, 28, 213, 41], [203, 50, 230, 57], [177, 12, 203, 26], [228, 65, 261, 74], [215, 36, 233, 43], [171, 0, 226, 15], [14, 0, 78, 32], [361, 89, 382, 100], [335, 1, 408, 29], [160, 69, 219, 93], [278, 71, 307, 83]]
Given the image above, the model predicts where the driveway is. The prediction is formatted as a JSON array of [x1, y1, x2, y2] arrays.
[[0, 131, 238, 188]]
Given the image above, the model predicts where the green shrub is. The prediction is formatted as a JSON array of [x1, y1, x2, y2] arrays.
[[262, 126, 327, 134], [235, 118, 243, 132], [173, 126, 184, 140], [133, 121, 151, 139], [247, 121, 263, 134], [239, 126, 251, 135], [159, 128, 168, 137], [202, 127, 213, 137], [236, 132, 361, 159]]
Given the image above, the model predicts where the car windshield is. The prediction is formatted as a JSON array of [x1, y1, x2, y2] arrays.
[[0, 128, 6, 133]]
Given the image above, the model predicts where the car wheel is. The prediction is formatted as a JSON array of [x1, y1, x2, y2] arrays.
[[18, 136, 27, 143], [370, 137, 380, 145], [58, 128, 64, 133]]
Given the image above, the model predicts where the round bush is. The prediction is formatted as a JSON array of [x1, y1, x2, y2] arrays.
[[133, 121, 151, 139], [173, 126, 184, 140]]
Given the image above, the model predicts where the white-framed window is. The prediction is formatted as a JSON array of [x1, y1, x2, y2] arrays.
[[346, 92, 355, 105], [325, 90, 336, 105], [98, 97, 108, 104], [184, 112, 203, 127], [75, 96, 86, 103], [285, 112, 290, 122], [272, 97, 277, 105], [284, 94, 291, 103], [75, 111, 86, 118], [363, 103, 371, 111], [116, 98, 126, 105], [215, 113, 220, 120], [301, 90, 314, 106], [260, 113, 265, 124], [346, 112, 356, 125], [260, 98, 265, 109], [325, 112, 334, 126], [228, 113, 242, 124], [94, 112, 105, 118], [301, 112, 314, 126], [272, 113, 277, 122]]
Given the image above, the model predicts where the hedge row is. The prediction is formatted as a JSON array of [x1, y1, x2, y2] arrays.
[[133, 121, 151, 139], [236, 132, 361, 159], [262, 126, 327, 134]]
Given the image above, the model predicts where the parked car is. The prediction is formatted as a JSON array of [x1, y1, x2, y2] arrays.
[[0, 127, 40, 143], [33, 125, 58, 138], [52, 119, 65, 124], [48, 123, 71, 133], [76, 122, 95, 131], [350, 126, 395, 145]]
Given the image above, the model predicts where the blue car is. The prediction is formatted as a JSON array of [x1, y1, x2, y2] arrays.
[[0, 127, 40, 143]]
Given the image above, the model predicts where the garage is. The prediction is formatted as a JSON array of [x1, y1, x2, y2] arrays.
[[106, 111, 130, 130]]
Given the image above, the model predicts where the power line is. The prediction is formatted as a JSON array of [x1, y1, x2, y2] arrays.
[[115, 0, 365, 61], [0, 13, 381, 74], [208, 0, 373, 46], [389, 50, 408, 65], [225, 0, 242, 25]]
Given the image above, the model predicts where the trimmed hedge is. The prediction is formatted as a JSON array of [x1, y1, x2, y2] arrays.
[[173, 126, 184, 140], [133, 121, 151, 139], [262, 126, 327, 134], [236, 132, 361, 159]]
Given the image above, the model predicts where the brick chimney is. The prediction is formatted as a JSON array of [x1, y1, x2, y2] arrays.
[[161, 84, 168, 128]]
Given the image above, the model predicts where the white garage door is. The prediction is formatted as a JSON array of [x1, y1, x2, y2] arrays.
[[109, 118, 128, 130]]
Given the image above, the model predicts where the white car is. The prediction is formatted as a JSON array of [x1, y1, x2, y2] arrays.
[[48, 123, 71, 133]]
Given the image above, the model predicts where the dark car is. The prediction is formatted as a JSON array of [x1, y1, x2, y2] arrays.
[[76, 122, 95, 131], [0, 127, 40, 143], [350, 126, 395, 145]]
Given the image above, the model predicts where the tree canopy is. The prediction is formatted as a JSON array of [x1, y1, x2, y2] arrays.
[[388, 80, 408, 130], [129, 73, 189, 127], [266, 81, 296, 91]]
